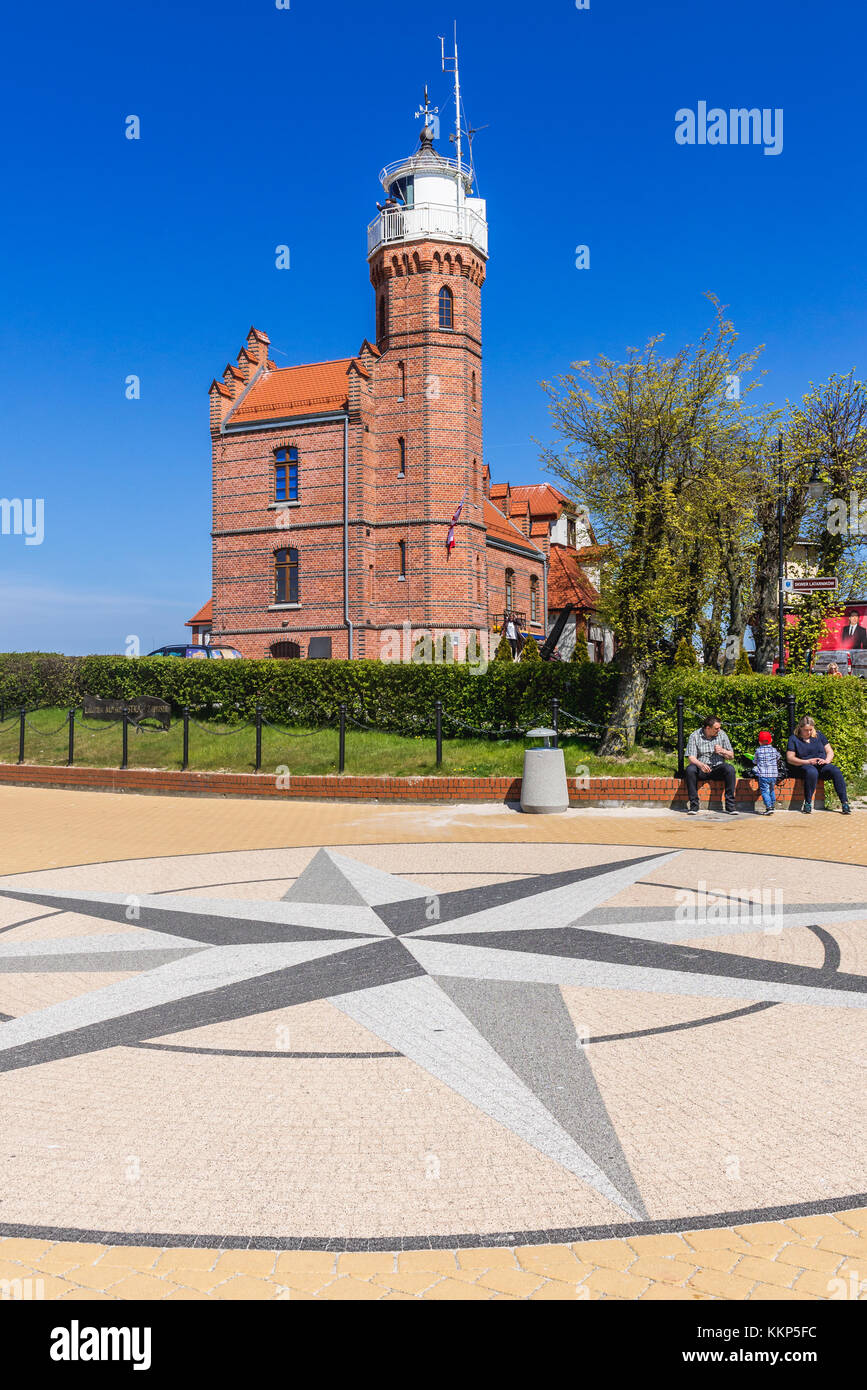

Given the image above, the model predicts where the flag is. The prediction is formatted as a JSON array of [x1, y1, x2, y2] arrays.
[[446, 490, 467, 554]]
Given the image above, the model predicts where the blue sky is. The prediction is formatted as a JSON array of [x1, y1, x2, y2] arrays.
[[1, 0, 864, 654]]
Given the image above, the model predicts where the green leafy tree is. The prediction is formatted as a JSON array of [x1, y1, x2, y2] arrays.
[[570, 633, 589, 663], [542, 299, 764, 753], [519, 637, 541, 661]]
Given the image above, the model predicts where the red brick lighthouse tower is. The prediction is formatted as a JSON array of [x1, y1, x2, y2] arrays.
[[365, 67, 489, 646]]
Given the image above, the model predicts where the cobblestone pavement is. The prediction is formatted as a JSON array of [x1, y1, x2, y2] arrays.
[[0, 786, 864, 1301]]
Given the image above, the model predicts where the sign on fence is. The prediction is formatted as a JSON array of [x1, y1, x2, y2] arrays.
[[81, 696, 171, 730]]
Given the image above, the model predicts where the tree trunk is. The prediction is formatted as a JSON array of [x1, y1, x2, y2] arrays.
[[600, 656, 652, 755], [722, 555, 749, 673]]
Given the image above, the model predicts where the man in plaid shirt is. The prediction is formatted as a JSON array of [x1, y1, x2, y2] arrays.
[[684, 715, 737, 814]]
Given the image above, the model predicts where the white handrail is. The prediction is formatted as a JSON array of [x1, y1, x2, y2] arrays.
[[367, 201, 487, 257]]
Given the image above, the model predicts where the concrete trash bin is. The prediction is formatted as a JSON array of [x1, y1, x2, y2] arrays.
[[520, 728, 569, 814]]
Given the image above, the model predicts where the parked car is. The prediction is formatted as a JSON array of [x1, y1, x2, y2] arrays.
[[146, 645, 244, 659]]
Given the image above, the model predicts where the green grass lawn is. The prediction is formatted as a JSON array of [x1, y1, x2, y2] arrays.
[[0, 707, 679, 779]]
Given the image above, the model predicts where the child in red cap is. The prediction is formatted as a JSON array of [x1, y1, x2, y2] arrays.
[[752, 730, 784, 814]]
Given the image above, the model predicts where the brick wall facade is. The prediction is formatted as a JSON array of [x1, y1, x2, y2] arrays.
[[208, 237, 545, 660]]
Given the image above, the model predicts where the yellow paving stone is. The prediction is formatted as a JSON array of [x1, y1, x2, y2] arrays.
[[60, 1264, 128, 1292], [420, 1277, 495, 1300], [154, 1268, 227, 1294], [687, 1268, 757, 1300], [56, 1288, 117, 1301], [266, 1272, 333, 1295], [570, 1239, 636, 1270], [628, 1256, 697, 1286], [475, 1268, 546, 1297], [0, 1240, 57, 1262], [733, 1222, 795, 1246], [816, 1232, 867, 1258], [211, 1275, 283, 1300], [377, 1292, 418, 1300], [103, 1274, 183, 1300], [682, 1229, 754, 1256], [95, 1246, 162, 1270], [151, 1249, 221, 1273], [164, 1289, 218, 1300], [209, 1252, 278, 1279], [515, 1244, 582, 1272], [836, 1209, 867, 1233], [627, 1234, 691, 1258], [34, 1244, 112, 1274], [516, 1257, 590, 1282], [686, 1247, 741, 1275], [732, 1255, 798, 1289], [15, 1273, 81, 1301], [832, 1260, 867, 1290], [775, 1243, 842, 1274], [370, 1271, 443, 1295], [397, 1250, 458, 1274], [582, 1268, 650, 1300], [748, 1283, 820, 1300], [314, 1276, 386, 1301], [638, 1284, 708, 1300], [784, 1215, 854, 1241], [0, 1259, 40, 1282], [337, 1252, 396, 1275], [456, 1246, 518, 1270], [273, 1251, 337, 1277], [792, 1268, 849, 1299], [528, 1281, 591, 1300]]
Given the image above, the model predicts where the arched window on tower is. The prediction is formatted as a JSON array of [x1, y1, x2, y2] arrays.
[[398, 539, 407, 579], [438, 284, 454, 330], [505, 568, 515, 612], [530, 575, 540, 624], [398, 361, 406, 399], [471, 371, 477, 407], [377, 296, 387, 341], [274, 547, 299, 605]]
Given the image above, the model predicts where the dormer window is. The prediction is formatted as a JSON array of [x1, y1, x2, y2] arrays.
[[438, 285, 454, 330], [275, 447, 298, 503]]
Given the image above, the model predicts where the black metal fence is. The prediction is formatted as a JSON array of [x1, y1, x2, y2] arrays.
[[0, 696, 626, 775]]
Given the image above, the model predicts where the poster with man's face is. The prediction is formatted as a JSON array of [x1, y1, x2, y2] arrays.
[[822, 607, 867, 650]]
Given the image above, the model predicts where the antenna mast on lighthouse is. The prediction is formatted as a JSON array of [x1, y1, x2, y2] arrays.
[[440, 23, 464, 232]]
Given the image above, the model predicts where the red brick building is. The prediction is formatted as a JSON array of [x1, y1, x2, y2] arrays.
[[197, 115, 600, 661]]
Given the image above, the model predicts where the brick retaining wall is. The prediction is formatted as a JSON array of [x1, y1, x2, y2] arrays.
[[0, 762, 823, 809]]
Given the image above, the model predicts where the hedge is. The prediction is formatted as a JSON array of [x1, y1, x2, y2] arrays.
[[0, 653, 619, 736], [1, 654, 864, 776], [643, 669, 867, 779]]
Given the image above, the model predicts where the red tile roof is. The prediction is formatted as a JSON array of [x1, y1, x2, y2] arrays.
[[186, 598, 213, 627], [547, 544, 599, 611], [490, 482, 570, 518], [228, 359, 355, 423], [483, 499, 543, 554]]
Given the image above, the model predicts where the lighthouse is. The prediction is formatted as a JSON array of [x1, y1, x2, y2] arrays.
[[366, 39, 490, 646], [206, 39, 550, 662]]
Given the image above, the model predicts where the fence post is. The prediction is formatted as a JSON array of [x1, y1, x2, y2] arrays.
[[338, 703, 346, 773], [551, 697, 559, 748], [67, 709, 75, 767], [182, 707, 189, 772], [255, 704, 262, 773], [435, 699, 443, 768], [786, 692, 796, 737], [676, 695, 685, 777], [121, 711, 128, 770], [18, 708, 25, 764]]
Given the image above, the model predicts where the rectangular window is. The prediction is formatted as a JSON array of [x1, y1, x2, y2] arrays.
[[275, 447, 299, 503], [398, 437, 406, 476], [275, 547, 299, 604], [399, 539, 406, 578]]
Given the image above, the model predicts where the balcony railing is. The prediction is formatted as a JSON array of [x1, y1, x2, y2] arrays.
[[367, 201, 488, 257]]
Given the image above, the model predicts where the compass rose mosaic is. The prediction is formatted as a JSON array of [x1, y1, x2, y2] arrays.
[[0, 841, 864, 1248]]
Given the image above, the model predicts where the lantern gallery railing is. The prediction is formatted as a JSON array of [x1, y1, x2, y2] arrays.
[[367, 202, 488, 257]]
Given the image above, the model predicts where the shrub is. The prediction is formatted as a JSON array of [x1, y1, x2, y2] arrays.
[[733, 649, 753, 674], [492, 634, 513, 663], [519, 637, 541, 662], [672, 637, 699, 668], [570, 637, 589, 664]]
